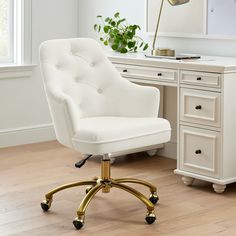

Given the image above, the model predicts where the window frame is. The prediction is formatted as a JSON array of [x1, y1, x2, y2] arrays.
[[0, 0, 32, 65], [0, 0, 14, 63]]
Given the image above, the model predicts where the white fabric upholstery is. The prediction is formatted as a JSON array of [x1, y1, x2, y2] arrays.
[[40, 38, 171, 155], [73, 117, 170, 154]]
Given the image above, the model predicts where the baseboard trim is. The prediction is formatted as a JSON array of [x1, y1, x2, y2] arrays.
[[0, 124, 56, 148], [157, 141, 177, 159]]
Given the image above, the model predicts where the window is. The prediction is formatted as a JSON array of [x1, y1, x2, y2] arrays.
[[0, 0, 23, 64]]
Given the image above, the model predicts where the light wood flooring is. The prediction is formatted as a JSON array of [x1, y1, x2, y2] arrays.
[[1, 141, 236, 236]]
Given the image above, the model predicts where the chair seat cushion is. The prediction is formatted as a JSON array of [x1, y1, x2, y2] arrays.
[[72, 117, 171, 155]]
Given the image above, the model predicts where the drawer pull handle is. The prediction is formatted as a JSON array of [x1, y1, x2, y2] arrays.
[[123, 69, 128, 73], [195, 149, 202, 155], [195, 105, 202, 110], [197, 77, 202, 81], [157, 73, 162, 77]]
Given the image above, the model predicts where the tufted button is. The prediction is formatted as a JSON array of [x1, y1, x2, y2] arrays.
[[90, 62, 95, 67], [74, 76, 81, 82], [56, 64, 63, 69], [97, 88, 103, 94]]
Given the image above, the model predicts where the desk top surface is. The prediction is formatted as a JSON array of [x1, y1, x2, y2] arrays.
[[107, 51, 236, 73]]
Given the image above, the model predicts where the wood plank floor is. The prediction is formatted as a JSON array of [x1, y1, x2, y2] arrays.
[[1, 141, 236, 236]]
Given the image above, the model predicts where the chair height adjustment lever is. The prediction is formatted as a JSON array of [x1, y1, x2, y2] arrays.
[[75, 155, 93, 168]]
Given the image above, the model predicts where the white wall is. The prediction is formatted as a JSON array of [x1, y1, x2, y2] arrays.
[[0, 0, 78, 147], [78, 0, 236, 57], [78, 0, 147, 41]]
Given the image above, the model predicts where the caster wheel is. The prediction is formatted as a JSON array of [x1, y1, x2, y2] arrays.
[[149, 193, 159, 205], [145, 211, 156, 224], [40, 198, 52, 212], [73, 217, 84, 230]]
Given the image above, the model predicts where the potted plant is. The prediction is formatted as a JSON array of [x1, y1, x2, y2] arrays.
[[94, 12, 148, 53]]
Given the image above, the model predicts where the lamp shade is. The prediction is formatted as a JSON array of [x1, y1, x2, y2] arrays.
[[168, 0, 190, 6]]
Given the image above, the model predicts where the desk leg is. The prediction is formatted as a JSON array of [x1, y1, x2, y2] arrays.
[[213, 184, 226, 194], [182, 176, 194, 186]]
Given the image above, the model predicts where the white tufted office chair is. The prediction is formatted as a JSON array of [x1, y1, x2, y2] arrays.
[[39, 38, 171, 230]]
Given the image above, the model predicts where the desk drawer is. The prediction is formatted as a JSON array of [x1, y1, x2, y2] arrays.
[[115, 64, 177, 83], [180, 88, 221, 127], [180, 71, 221, 88], [180, 126, 220, 178]]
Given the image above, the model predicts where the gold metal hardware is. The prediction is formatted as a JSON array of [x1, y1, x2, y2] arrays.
[[114, 178, 157, 193], [101, 159, 111, 193], [151, 0, 190, 56], [42, 154, 158, 227]]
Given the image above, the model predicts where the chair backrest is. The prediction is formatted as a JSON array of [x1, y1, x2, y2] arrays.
[[40, 38, 129, 148]]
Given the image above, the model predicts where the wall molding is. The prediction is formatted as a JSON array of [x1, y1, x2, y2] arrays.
[[0, 64, 36, 79], [0, 123, 55, 148]]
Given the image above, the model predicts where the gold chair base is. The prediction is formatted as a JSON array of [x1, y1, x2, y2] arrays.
[[41, 158, 159, 230]]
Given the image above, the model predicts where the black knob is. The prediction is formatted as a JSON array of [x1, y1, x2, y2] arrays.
[[195, 149, 202, 155], [123, 69, 128, 73], [157, 73, 162, 76], [197, 77, 202, 81], [195, 105, 202, 110]]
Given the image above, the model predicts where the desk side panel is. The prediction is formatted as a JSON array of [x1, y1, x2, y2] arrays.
[[222, 73, 236, 179]]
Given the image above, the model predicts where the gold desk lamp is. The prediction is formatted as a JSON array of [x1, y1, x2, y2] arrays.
[[151, 0, 190, 57]]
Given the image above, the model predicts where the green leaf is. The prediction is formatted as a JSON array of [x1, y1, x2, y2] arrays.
[[122, 39, 127, 45], [139, 42, 144, 48], [104, 40, 109, 46], [113, 29, 119, 35], [115, 38, 121, 44], [111, 44, 119, 51], [104, 26, 109, 33], [98, 25, 101, 32], [119, 48, 128, 53], [100, 37, 104, 42], [94, 24, 98, 31], [114, 12, 120, 18], [105, 17, 110, 22], [97, 15, 102, 18], [111, 21, 116, 27], [117, 18, 126, 25], [126, 31, 134, 39], [128, 41, 135, 49], [143, 43, 149, 51]]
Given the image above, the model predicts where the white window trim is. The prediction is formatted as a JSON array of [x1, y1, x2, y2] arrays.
[[0, 0, 35, 74], [20, 0, 32, 64], [0, 64, 34, 79], [0, 0, 14, 64], [0, 0, 32, 66]]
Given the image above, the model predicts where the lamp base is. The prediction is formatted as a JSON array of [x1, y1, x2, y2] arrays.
[[151, 48, 175, 57]]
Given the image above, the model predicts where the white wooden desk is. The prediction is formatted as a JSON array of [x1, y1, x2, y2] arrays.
[[108, 52, 236, 193]]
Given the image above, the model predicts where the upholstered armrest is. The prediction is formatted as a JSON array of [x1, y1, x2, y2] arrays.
[[46, 84, 80, 137], [120, 80, 160, 118]]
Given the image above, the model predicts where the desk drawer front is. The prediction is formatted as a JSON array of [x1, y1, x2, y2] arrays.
[[181, 71, 221, 88], [180, 88, 221, 127], [115, 64, 177, 82], [180, 126, 220, 178]]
